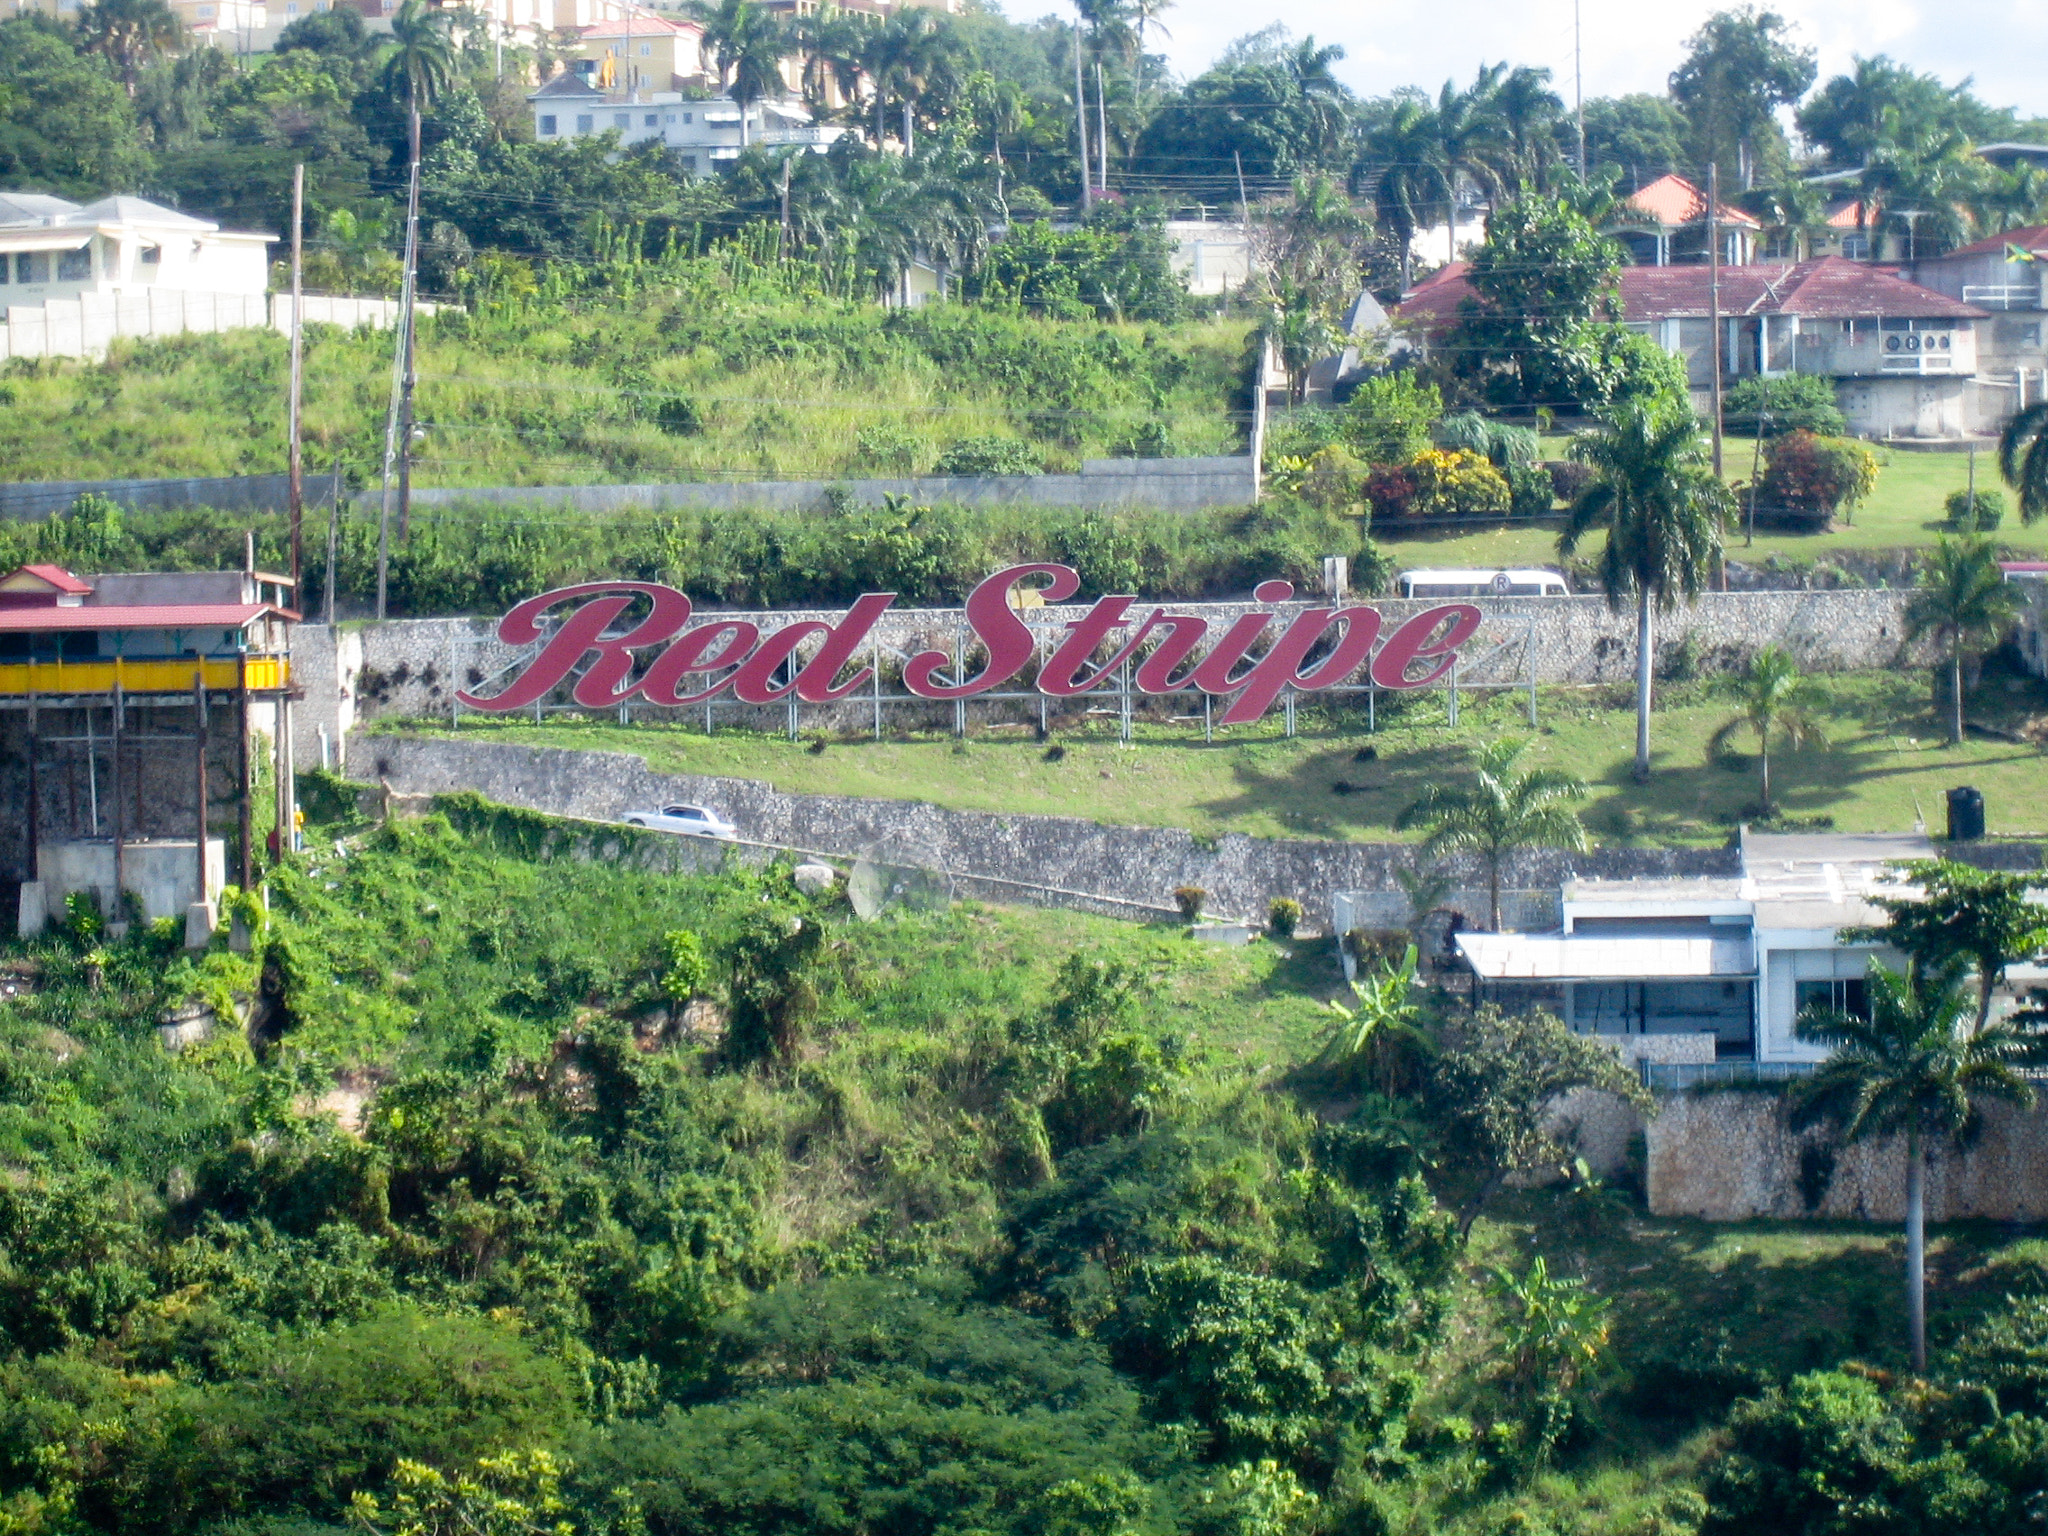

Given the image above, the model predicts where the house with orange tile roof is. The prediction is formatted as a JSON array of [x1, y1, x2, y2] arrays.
[[1607, 174, 1758, 267]]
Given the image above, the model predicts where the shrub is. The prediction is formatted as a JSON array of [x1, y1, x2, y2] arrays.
[[1294, 446, 1368, 512], [1754, 431, 1879, 528], [1268, 898, 1303, 938], [1340, 372, 1441, 462], [933, 436, 1044, 477], [1434, 412, 1539, 468], [1362, 462, 1419, 519], [855, 424, 926, 473], [1545, 459, 1595, 503], [1506, 462, 1556, 518], [1723, 373, 1846, 438], [655, 395, 704, 436], [1406, 448, 1512, 518], [1172, 886, 1207, 921], [1944, 486, 2006, 531]]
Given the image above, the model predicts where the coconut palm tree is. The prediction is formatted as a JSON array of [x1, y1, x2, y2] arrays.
[[1708, 645, 1828, 814], [75, 0, 183, 95], [793, 4, 865, 122], [1794, 960, 2040, 1372], [1361, 97, 1452, 290], [1560, 404, 1731, 782], [1904, 535, 2022, 746], [1394, 737, 1589, 932], [1743, 174, 1830, 260], [382, 0, 454, 165], [1995, 397, 2048, 525], [1492, 64, 1566, 194], [703, 0, 791, 148]]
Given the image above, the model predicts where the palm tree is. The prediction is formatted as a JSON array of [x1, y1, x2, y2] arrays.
[[1708, 645, 1828, 813], [1793, 960, 2040, 1372], [75, 0, 183, 95], [383, 0, 454, 165], [1904, 535, 2022, 747], [793, 4, 864, 121], [1493, 65, 1566, 194], [1743, 175, 1829, 261], [1394, 737, 1589, 932], [1361, 97, 1451, 290], [1995, 398, 2048, 525], [703, 0, 790, 148], [1560, 405, 1731, 782]]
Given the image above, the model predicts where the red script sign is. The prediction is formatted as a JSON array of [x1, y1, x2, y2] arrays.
[[457, 565, 1482, 726]]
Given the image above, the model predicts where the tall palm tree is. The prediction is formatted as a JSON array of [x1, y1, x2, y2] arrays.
[[1560, 405, 1731, 782], [1394, 737, 1589, 932], [1428, 63, 1514, 262], [793, 4, 864, 121], [862, 7, 958, 154], [75, 0, 183, 96], [703, 0, 790, 148], [1995, 398, 2048, 525], [1904, 535, 2022, 747], [1360, 97, 1450, 291], [1743, 175, 1829, 261], [1708, 645, 1828, 813], [383, 0, 454, 165], [1493, 65, 1565, 194], [1794, 960, 2040, 1372]]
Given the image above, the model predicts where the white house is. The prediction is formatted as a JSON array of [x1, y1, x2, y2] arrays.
[[0, 193, 272, 306], [528, 74, 843, 177], [1448, 832, 1965, 1073]]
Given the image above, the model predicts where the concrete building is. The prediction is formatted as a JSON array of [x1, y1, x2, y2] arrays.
[[1910, 224, 2048, 428], [562, 12, 714, 96], [529, 73, 843, 174], [0, 193, 272, 309], [1397, 255, 1990, 439], [1608, 172, 1758, 267], [0, 563, 298, 941], [1453, 831, 1977, 1074]]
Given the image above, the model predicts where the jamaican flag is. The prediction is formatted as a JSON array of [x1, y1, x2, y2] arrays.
[[2007, 242, 2040, 263]]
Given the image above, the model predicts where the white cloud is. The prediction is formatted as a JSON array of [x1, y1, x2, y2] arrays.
[[1129, 0, 2048, 125]]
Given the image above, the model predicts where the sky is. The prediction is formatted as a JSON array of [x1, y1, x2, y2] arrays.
[[1132, 0, 2048, 126]]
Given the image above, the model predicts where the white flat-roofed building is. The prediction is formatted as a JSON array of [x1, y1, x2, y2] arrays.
[[0, 194, 272, 307], [528, 75, 843, 175]]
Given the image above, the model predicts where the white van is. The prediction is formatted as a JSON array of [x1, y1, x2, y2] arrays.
[[1398, 568, 1571, 599]]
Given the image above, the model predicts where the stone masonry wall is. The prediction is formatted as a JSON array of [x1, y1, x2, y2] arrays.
[[324, 588, 1931, 742], [1648, 1090, 2048, 1222], [351, 734, 1736, 933]]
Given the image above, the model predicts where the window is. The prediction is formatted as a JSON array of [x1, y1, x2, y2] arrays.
[[575, 113, 594, 132], [57, 248, 88, 282], [1841, 234, 1871, 260], [140, 245, 160, 264], [682, 155, 698, 172], [644, 112, 657, 126], [15, 252, 47, 284], [664, 112, 676, 123], [614, 112, 630, 128], [196, 3, 214, 13], [638, 42, 650, 55], [539, 114, 557, 135], [1796, 977, 1869, 1021], [0, 259, 8, 286], [683, 111, 693, 123]]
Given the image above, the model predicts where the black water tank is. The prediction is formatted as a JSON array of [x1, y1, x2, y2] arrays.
[[1947, 785, 1985, 842]]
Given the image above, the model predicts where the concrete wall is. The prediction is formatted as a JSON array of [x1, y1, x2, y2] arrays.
[[0, 290, 425, 364], [387, 456, 1259, 517], [349, 733, 1737, 934], [1648, 1089, 2048, 1222], [34, 837, 225, 922], [325, 587, 1933, 739], [0, 469, 345, 521]]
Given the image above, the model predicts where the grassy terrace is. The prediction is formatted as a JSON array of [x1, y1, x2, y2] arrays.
[[398, 666, 2048, 845], [1375, 436, 2048, 571]]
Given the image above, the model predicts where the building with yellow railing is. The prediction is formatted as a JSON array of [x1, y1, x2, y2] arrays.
[[1, 562, 298, 941]]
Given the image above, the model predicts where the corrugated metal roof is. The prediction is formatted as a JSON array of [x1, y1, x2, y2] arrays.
[[1457, 931, 1755, 980], [0, 603, 270, 632]]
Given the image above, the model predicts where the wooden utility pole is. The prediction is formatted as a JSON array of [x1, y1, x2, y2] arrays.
[[324, 457, 340, 626], [287, 162, 306, 602], [1095, 60, 1108, 199], [1707, 162, 1725, 479], [778, 152, 791, 259], [193, 675, 209, 908]]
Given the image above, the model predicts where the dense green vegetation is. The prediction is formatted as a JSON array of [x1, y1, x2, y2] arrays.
[[0, 792, 2042, 1535]]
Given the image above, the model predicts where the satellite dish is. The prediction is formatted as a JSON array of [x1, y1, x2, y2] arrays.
[[847, 840, 953, 920]]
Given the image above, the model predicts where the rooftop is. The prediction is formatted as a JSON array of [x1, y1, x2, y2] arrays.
[[1936, 223, 2048, 261], [1620, 172, 1761, 231]]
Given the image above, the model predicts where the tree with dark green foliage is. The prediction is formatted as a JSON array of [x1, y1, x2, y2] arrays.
[[721, 903, 828, 1065], [0, 16, 150, 193], [1668, 6, 1816, 189], [1721, 374, 1846, 438], [1845, 860, 2048, 1033], [1580, 94, 1689, 188], [1904, 535, 2023, 747]]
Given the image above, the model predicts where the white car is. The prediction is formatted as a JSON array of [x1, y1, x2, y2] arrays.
[[621, 804, 739, 840]]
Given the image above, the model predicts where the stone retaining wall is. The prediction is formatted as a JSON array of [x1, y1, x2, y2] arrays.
[[349, 733, 1736, 934], [315, 587, 1930, 742], [1647, 1089, 2048, 1222]]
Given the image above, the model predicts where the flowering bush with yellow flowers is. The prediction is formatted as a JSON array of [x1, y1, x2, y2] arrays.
[[1405, 448, 1513, 518]]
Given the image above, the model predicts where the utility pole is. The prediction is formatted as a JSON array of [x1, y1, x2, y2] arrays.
[[396, 95, 424, 545], [1073, 24, 1090, 214], [1095, 60, 1108, 200], [1574, 0, 1586, 183], [1234, 150, 1249, 234], [287, 161, 305, 606], [778, 152, 791, 258], [324, 458, 340, 627], [1707, 161, 1725, 479]]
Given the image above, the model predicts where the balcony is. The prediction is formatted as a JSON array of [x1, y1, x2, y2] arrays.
[[1879, 352, 1963, 374], [1961, 284, 2043, 311], [0, 654, 287, 697]]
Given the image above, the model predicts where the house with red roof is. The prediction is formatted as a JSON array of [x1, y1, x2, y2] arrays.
[[1609, 174, 1758, 267], [1908, 226, 2048, 422], [1, 563, 298, 943], [1396, 255, 1991, 438]]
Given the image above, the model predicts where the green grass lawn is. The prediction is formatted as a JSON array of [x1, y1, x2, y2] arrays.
[[1378, 438, 2047, 572], [399, 665, 2048, 845]]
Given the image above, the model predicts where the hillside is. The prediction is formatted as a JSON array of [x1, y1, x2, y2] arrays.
[[0, 790, 2041, 1535]]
